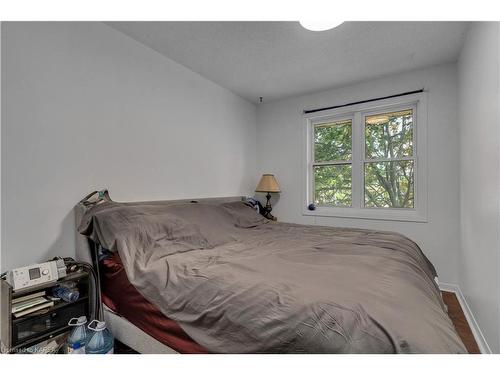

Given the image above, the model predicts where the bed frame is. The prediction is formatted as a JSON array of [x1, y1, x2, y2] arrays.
[[74, 189, 246, 354]]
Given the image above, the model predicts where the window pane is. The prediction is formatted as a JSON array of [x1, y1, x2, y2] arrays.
[[364, 161, 414, 208], [314, 119, 352, 162], [314, 165, 352, 207], [365, 109, 413, 159]]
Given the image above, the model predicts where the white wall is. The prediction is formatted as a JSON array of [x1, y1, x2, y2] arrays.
[[256, 63, 460, 283], [1, 22, 257, 272], [458, 22, 500, 353]]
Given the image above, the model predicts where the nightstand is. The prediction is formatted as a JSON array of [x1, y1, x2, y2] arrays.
[[1, 270, 90, 354]]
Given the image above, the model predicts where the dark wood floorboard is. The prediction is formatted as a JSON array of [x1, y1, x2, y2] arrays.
[[114, 291, 481, 354], [114, 339, 139, 354], [442, 291, 481, 353]]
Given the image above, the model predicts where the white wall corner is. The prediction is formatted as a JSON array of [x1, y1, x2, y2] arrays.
[[439, 282, 492, 354]]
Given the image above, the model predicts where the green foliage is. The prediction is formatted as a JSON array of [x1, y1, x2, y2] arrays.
[[364, 161, 414, 208], [314, 165, 352, 207], [365, 110, 413, 159], [314, 120, 352, 162]]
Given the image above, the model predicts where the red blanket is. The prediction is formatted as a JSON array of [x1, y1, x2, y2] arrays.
[[101, 252, 208, 353]]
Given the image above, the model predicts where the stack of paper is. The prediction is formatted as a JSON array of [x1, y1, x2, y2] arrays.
[[12, 291, 54, 318]]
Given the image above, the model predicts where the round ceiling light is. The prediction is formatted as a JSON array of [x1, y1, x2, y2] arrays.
[[299, 20, 344, 32]]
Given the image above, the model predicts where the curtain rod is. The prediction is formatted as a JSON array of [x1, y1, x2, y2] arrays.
[[303, 89, 424, 115]]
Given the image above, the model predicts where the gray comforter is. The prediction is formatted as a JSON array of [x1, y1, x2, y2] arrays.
[[79, 200, 466, 353]]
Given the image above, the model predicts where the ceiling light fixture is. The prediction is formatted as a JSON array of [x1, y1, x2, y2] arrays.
[[299, 20, 344, 32]]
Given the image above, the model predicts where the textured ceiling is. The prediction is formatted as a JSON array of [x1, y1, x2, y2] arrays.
[[106, 21, 469, 104]]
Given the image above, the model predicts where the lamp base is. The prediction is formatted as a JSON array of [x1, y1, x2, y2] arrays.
[[263, 192, 277, 221]]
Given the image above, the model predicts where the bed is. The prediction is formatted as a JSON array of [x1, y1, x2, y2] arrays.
[[75, 191, 466, 354]]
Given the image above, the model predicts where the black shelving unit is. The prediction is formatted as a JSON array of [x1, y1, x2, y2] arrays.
[[1, 270, 90, 353]]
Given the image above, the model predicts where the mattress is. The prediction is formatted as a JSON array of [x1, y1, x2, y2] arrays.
[[100, 252, 208, 354]]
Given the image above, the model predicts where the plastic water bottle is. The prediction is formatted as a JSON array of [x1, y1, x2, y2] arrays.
[[52, 285, 79, 303], [67, 316, 89, 354], [85, 320, 114, 354]]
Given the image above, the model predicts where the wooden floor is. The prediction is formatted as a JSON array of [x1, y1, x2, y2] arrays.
[[442, 291, 481, 353], [115, 291, 481, 354], [114, 339, 139, 354]]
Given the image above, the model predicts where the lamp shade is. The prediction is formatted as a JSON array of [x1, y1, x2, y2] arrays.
[[255, 174, 281, 193]]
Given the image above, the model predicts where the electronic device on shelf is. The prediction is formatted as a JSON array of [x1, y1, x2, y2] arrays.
[[6, 259, 67, 292]]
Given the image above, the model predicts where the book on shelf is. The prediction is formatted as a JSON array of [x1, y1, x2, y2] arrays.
[[13, 301, 55, 318], [11, 290, 46, 304]]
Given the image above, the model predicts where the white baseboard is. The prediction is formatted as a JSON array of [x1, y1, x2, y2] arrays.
[[439, 282, 492, 354]]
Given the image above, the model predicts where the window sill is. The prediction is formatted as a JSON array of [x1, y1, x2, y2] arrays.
[[302, 206, 428, 223]]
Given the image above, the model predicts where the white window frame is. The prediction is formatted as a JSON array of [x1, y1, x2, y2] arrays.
[[302, 92, 428, 222]]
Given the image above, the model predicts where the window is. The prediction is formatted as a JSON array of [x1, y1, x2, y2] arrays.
[[304, 93, 427, 222], [364, 109, 414, 209], [313, 118, 352, 207]]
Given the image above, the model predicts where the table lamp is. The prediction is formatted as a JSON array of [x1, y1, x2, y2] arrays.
[[255, 174, 281, 220]]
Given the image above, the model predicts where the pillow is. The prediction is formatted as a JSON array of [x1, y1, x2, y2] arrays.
[[79, 201, 269, 258], [81, 204, 210, 254]]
